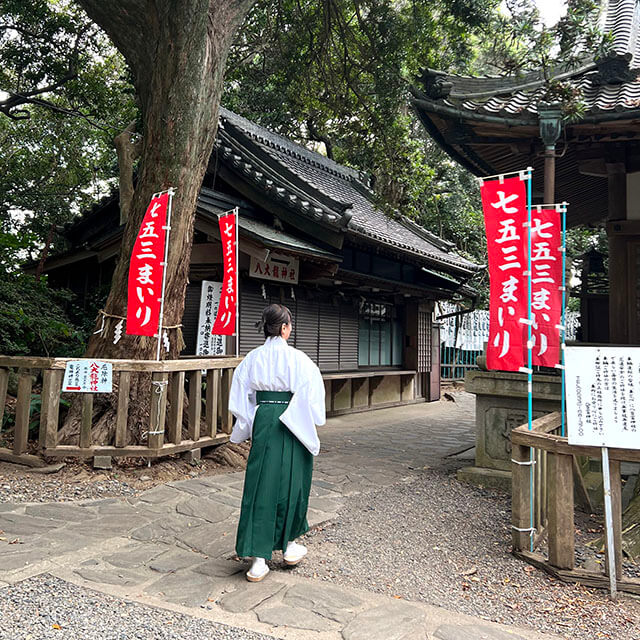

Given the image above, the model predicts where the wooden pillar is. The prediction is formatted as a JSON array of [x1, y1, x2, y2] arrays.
[[511, 443, 532, 552], [544, 149, 556, 204], [606, 458, 623, 580], [607, 162, 629, 344], [547, 452, 575, 569]]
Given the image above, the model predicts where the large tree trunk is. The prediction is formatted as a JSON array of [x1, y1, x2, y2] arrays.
[[60, 0, 254, 444]]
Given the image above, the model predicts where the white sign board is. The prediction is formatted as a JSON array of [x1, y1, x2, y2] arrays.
[[62, 360, 113, 393], [196, 280, 226, 356], [249, 252, 299, 284], [566, 346, 640, 449]]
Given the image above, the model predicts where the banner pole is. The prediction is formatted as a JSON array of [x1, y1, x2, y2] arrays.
[[526, 168, 534, 552], [155, 187, 175, 361], [234, 207, 239, 358], [560, 203, 567, 437]]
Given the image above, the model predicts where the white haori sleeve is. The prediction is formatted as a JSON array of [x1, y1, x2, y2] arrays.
[[280, 352, 326, 456], [229, 358, 257, 444]]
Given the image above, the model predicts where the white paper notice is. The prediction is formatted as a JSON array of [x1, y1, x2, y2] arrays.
[[566, 346, 640, 450], [62, 360, 113, 393]]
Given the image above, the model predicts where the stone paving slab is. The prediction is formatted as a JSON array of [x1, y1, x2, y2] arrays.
[[0, 399, 563, 640], [145, 569, 216, 606], [219, 580, 286, 613], [103, 542, 166, 569], [0, 512, 64, 536], [283, 582, 362, 624], [175, 495, 235, 523], [23, 503, 98, 521], [74, 564, 148, 587], [433, 624, 527, 640], [341, 603, 427, 640], [148, 547, 205, 573], [255, 603, 338, 632]]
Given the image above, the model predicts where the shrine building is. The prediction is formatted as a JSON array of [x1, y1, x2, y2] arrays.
[[410, 0, 640, 346], [38, 108, 481, 415]]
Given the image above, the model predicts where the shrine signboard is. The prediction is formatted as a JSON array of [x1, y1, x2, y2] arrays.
[[566, 346, 640, 450], [249, 252, 299, 284], [62, 360, 113, 394]]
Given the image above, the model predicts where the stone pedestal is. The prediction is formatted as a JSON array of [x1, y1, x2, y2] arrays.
[[458, 370, 562, 491]]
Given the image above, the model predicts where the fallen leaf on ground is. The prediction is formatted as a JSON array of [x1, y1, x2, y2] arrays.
[[52, 624, 61, 630]]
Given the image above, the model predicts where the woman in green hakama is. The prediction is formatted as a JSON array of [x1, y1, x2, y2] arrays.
[[229, 304, 326, 582]]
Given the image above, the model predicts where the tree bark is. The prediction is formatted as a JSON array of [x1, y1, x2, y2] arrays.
[[59, 0, 255, 444], [113, 120, 141, 225]]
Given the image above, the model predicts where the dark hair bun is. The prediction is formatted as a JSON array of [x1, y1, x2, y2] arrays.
[[262, 304, 292, 338]]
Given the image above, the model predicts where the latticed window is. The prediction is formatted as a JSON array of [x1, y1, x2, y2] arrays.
[[358, 302, 403, 367], [417, 310, 432, 373]]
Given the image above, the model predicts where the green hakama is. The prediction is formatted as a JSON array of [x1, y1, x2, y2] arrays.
[[235, 391, 313, 559]]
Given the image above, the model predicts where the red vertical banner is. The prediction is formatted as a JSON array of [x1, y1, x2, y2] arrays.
[[481, 176, 528, 372], [126, 192, 169, 336], [530, 208, 562, 367], [212, 211, 237, 336]]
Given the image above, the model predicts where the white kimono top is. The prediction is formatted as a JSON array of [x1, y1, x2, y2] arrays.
[[229, 336, 326, 456]]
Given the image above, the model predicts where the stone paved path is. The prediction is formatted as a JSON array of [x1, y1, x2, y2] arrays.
[[0, 395, 560, 640]]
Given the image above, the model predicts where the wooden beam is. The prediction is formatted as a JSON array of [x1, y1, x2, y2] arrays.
[[39, 369, 62, 449], [220, 368, 233, 434], [511, 443, 532, 552], [607, 459, 623, 581], [547, 453, 575, 569], [188, 370, 202, 441], [80, 394, 93, 449], [14, 373, 33, 456], [0, 368, 9, 433], [0, 356, 243, 373], [205, 369, 219, 437], [514, 549, 640, 595], [167, 371, 185, 444], [0, 447, 45, 468], [148, 372, 168, 450], [115, 371, 130, 447], [43, 435, 229, 459], [511, 427, 640, 463]]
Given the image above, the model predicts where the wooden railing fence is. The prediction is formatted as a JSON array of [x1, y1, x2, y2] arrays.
[[511, 412, 640, 595], [0, 356, 241, 466]]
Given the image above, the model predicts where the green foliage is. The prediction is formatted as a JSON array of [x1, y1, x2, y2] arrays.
[[225, 0, 496, 270], [478, 0, 611, 120], [0, 267, 85, 356], [0, 0, 136, 269]]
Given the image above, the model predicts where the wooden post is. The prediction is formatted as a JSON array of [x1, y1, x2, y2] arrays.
[[0, 368, 8, 429], [608, 458, 623, 581], [547, 452, 575, 569], [511, 443, 532, 552], [80, 394, 93, 449], [39, 369, 63, 449], [148, 372, 168, 450], [14, 372, 33, 455], [205, 369, 218, 437], [188, 370, 202, 441], [606, 162, 628, 344], [220, 367, 232, 434], [115, 371, 130, 447], [167, 371, 185, 444]]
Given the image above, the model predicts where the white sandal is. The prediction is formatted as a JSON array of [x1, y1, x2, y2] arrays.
[[283, 542, 307, 566], [246, 558, 270, 582]]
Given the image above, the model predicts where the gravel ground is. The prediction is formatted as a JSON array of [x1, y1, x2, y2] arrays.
[[297, 466, 640, 640], [0, 443, 248, 504], [0, 574, 276, 640]]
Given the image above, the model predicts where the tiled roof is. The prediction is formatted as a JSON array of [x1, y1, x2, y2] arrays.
[[413, 0, 640, 120], [218, 108, 480, 275]]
